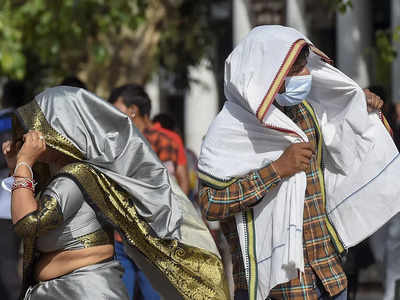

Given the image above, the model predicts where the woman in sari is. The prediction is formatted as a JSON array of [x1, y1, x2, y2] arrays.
[[4, 86, 228, 300]]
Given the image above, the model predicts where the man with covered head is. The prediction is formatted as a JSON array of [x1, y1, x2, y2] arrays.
[[198, 25, 399, 300]]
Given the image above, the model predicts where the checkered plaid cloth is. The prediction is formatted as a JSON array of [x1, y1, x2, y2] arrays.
[[199, 103, 347, 299], [143, 127, 178, 166]]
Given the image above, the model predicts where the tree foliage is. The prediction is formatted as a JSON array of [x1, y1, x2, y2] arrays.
[[0, 0, 216, 96], [369, 26, 400, 88]]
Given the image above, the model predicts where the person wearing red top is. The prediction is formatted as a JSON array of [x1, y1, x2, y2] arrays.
[[150, 118, 189, 195], [109, 84, 162, 300]]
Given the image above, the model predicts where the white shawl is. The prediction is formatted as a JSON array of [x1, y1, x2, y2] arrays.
[[198, 25, 400, 300]]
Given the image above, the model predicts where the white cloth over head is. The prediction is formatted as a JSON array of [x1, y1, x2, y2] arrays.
[[198, 25, 400, 299]]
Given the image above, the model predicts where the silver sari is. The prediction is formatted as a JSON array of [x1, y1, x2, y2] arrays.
[[24, 260, 127, 300], [15, 86, 229, 300]]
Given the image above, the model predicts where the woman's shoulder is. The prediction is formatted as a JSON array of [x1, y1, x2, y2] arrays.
[[44, 163, 90, 202], [46, 175, 80, 194], [44, 165, 89, 216], [44, 162, 96, 201]]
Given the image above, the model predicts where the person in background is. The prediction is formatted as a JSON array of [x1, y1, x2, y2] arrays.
[[110, 85, 180, 181], [0, 80, 28, 300], [185, 148, 199, 203], [152, 113, 176, 131], [152, 113, 190, 195], [60, 76, 87, 89], [109, 84, 164, 300]]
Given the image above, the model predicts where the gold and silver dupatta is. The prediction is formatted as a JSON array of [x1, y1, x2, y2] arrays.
[[16, 87, 229, 299]]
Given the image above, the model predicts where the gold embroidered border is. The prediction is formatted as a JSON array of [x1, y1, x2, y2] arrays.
[[78, 229, 113, 248], [17, 194, 42, 299], [246, 209, 258, 300], [381, 114, 393, 136], [17, 101, 84, 161], [198, 170, 238, 189], [309, 45, 333, 64], [60, 163, 229, 300], [36, 196, 63, 236], [256, 39, 308, 121], [302, 101, 344, 254]]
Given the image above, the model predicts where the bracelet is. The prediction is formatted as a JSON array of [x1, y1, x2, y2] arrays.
[[378, 110, 383, 120], [13, 162, 34, 179], [13, 177, 36, 186], [11, 178, 35, 193], [13, 175, 33, 179]]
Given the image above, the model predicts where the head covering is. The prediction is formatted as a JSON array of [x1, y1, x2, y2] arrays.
[[198, 25, 400, 299], [16, 86, 229, 299], [19, 86, 181, 238], [224, 25, 313, 119]]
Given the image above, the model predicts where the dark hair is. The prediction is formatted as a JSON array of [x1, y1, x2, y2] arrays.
[[2, 80, 28, 108], [108, 84, 130, 103], [367, 85, 386, 100], [153, 113, 176, 131], [117, 84, 151, 117], [61, 76, 87, 89], [292, 45, 310, 69]]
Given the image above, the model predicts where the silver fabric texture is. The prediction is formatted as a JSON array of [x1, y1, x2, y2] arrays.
[[23, 260, 128, 300], [35, 86, 182, 240], [36, 176, 103, 252], [31, 86, 220, 256]]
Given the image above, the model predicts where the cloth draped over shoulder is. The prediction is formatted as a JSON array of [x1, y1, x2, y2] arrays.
[[15, 86, 229, 300], [198, 25, 400, 300]]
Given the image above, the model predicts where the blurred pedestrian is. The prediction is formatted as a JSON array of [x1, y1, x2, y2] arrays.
[[185, 148, 199, 202], [110, 85, 180, 181], [152, 113, 190, 195], [198, 25, 398, 300]]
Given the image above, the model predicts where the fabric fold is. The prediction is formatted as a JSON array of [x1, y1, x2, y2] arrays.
[[198, 25, 400, 299], [15, 87, 230, 299]]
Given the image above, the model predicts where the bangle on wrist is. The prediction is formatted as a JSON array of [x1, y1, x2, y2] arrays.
[[13, 162, 34, 179], [11, 178, 35, 193]]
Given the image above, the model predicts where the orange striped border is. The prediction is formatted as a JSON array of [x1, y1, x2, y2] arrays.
[[310, 45, 333, 65], [256, 39, 307, 121], [380, 113, 394, 137]]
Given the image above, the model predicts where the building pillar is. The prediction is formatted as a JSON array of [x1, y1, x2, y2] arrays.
[[286, 0, 308, 35], [336, 0, 371, 87], [145, 75, 160, 118], [184, 60, 219, 155], [233, 0, 251, 46], [392, 0, 400, 103]]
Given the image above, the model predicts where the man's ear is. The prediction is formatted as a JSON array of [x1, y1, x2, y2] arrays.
[[127, 104, 138, 119]]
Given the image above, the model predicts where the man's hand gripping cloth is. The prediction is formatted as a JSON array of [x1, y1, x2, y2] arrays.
[[198, 25, 400, 300]]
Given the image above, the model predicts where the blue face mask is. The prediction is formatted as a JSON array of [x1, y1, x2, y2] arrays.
[[275, 75, 312, 106]]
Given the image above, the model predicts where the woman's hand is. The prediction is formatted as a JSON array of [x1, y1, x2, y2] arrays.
[[17, 130, 46, 167]]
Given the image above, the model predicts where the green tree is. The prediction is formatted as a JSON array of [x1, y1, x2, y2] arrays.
[[0, 0, 216, 97]]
